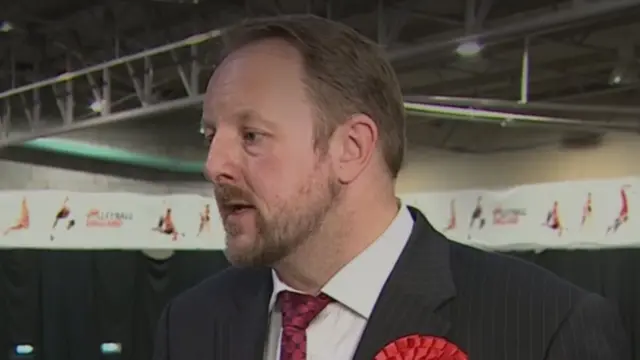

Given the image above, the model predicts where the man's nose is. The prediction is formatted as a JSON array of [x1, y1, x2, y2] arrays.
[[204, 133, 238, 184]]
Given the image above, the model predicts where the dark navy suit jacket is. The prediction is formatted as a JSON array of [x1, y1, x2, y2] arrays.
[[153, 207, 630, 360]]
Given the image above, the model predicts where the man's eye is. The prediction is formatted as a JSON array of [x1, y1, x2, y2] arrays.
[[243, 131, 262, 144]]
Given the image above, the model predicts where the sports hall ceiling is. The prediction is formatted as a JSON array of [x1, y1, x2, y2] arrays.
[[1, 0, 640, 179]]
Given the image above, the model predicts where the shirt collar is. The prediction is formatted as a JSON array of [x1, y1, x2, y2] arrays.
[[269, 204, 414, 319]]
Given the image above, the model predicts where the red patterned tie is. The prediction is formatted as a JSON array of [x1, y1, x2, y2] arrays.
[[278, 290, 333, 360]]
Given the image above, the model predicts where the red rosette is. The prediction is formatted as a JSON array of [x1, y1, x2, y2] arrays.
[[374, 335, 467, 360]]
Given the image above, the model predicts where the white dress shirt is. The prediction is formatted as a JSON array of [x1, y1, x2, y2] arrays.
[[263, 205, 415, 360]]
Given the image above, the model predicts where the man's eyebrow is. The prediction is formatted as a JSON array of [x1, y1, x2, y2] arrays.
[[236, 109, 278, 130], [201, 109, 278, 130], [201, 109, 253, 125], [236, 109, 260, 122]]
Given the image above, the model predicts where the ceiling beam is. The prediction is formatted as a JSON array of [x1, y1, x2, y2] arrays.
[[387, 0, 640, 62], [405, 50, 616, 94]]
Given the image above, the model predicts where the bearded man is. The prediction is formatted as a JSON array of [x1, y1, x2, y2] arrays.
[[153, 15, 629, 360]]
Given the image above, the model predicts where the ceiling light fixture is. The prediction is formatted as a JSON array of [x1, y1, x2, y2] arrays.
[[89, 99, 105, 113], [456, 41, 483, 57], [609, 40, 639, 85], [0, 21, 14, 33]]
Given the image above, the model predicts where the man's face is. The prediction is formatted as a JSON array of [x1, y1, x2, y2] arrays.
[[203, 39, 341, 267]]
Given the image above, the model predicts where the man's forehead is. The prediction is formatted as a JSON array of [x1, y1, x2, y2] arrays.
[[202, 101, 276, 129], [202, 39, 307, 125], [209, 39, 302, 85]]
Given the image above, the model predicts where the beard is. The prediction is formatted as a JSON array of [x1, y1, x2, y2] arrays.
[[215, 166, 341, 267]]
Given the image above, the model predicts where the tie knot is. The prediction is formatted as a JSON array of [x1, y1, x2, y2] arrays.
[[277, 291, 333, 330]]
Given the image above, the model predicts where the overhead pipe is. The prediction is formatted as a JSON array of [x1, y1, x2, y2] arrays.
[[403, 95, 640, 116], [388, 0, 640, 62], [404, 102, 640, 132], [405, 109, 635, 134]]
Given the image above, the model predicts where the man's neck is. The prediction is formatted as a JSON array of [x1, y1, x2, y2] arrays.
[[273, 192, 400, 294]]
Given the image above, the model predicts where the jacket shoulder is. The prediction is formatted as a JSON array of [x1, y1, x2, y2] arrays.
[[445, 241, 621, 359], [451, 241, 588, 303], [448, 241, 594, 353]]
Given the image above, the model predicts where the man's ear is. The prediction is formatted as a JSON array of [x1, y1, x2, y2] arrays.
[[332, 114, 378, 184]]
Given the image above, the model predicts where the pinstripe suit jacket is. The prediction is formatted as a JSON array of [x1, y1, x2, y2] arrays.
[[153, 207, 630, 360]]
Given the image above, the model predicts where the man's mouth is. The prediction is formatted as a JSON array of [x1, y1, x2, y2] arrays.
[[222, 203, 255, 218]]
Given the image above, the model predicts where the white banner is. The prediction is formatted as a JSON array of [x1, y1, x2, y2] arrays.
[[0, 177, 637, 250]]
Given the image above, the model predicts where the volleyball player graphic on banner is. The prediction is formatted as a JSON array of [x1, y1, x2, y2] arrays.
[[542, 201, 565, 236], [581, 192, 593, 228], [443, 199, 456, 232], [607, 185, 630, 235], [152, 203, 184, 241], [467, 196, 486, 239], [50, 196, 76, 241], [197, 204, 211, 237], [3, 197, 30, 236]]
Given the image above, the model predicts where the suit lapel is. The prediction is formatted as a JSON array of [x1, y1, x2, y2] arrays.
[[353, 207, 456, 360], [225, 267, 273, 360]]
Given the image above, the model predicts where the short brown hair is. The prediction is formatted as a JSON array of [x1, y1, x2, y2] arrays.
[[220, 14, 406, 179]]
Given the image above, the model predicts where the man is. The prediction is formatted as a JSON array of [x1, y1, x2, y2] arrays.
[[153, 15, 629, 360]]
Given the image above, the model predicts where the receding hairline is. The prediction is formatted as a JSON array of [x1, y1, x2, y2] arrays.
[[216, 36, 305, 72], [207, 35, 308, 101], [221, 15, 355, 47]]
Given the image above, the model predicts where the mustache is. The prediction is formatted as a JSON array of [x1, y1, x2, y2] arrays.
[[214, 184, 254, 204]]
